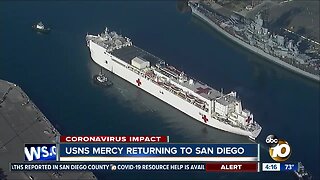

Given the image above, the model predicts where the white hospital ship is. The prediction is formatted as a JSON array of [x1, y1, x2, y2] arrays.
[[86, 28, 262, 139]]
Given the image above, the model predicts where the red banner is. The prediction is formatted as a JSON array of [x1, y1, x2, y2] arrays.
[[60, 136, 169, 143], [206, 162, 258, 172]]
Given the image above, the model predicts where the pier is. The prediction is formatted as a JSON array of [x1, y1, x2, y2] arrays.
[[0, 79, 96, 179]]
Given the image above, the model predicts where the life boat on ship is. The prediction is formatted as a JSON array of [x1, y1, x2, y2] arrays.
[[178, 92, 187, 99], [163, 81, 171, 87], [195, 98, 205, 105], [168, 65, 181, 74], [194, 98, 205, 108], [171, 85, 182, 93], [145, 71, 155, 78], [162, 81, 171, 90], [186, 93, 195, 102], [160, 76, 167, 82]]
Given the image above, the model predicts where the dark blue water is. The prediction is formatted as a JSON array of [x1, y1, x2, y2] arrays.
[[0, 1, 319, 180]]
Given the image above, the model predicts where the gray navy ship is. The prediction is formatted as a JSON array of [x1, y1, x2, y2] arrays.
[[189, 1, 320, 82]]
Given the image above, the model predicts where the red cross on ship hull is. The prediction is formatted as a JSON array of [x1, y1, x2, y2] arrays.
[[136, 78, 141, 87], [202, 115, 208, 123]]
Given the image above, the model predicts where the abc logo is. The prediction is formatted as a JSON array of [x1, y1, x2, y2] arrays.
[[266, 135, 291, 162]]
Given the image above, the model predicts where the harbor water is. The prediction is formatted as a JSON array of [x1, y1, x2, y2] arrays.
[[0, 1, 319, 179]]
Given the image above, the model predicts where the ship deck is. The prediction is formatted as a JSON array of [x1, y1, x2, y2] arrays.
[[111, 45, 233, 102], [170, 77, 224, 101], [111, 45, 161, 65]]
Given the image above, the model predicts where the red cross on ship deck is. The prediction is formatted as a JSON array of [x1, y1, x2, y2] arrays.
[[202, 115, 208, 123], [196, 87, 211, 95], [136, 79, 141, 86]]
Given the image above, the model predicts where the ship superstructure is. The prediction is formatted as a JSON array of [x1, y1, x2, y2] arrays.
[[86, 27, 262, 139], [189, 1, 320, 82]]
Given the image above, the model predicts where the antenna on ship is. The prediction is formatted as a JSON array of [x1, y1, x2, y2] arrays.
[[220, 88, 223, 97]]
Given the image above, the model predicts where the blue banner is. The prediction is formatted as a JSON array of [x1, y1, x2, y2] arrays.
[[59, 143, 258, 157], [280, 163, 298, 171]]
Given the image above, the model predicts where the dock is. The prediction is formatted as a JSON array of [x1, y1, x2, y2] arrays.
[[0, 79, 96, 179]]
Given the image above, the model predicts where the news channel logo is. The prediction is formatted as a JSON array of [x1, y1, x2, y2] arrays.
[[24, 144, 56, 161], [265, 135, 291, 162]]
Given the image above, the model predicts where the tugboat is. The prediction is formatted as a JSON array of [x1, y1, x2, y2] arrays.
[[294, 162, 312, 180], [93, 70, 113, 87], [32, 22, 50, 33]]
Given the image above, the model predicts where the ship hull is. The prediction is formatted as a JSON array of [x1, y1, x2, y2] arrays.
[[189, 5, 320, 82], [88, 41, 261, 138]]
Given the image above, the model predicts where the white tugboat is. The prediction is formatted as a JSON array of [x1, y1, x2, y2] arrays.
[[93, 70, 113, 87], [32, 22, 50, 33]]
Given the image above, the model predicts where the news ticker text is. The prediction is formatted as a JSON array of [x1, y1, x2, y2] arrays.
[[10, 162, 298, 172]]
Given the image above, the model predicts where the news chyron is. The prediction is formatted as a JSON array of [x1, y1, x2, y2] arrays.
[[24, 144, 56, 161], [265, 135, 291, 162]]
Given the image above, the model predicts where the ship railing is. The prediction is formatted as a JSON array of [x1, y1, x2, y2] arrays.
[[140, 70, 210, 113], [126, 65, 141, 75], [160, 67, 179, 79]]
